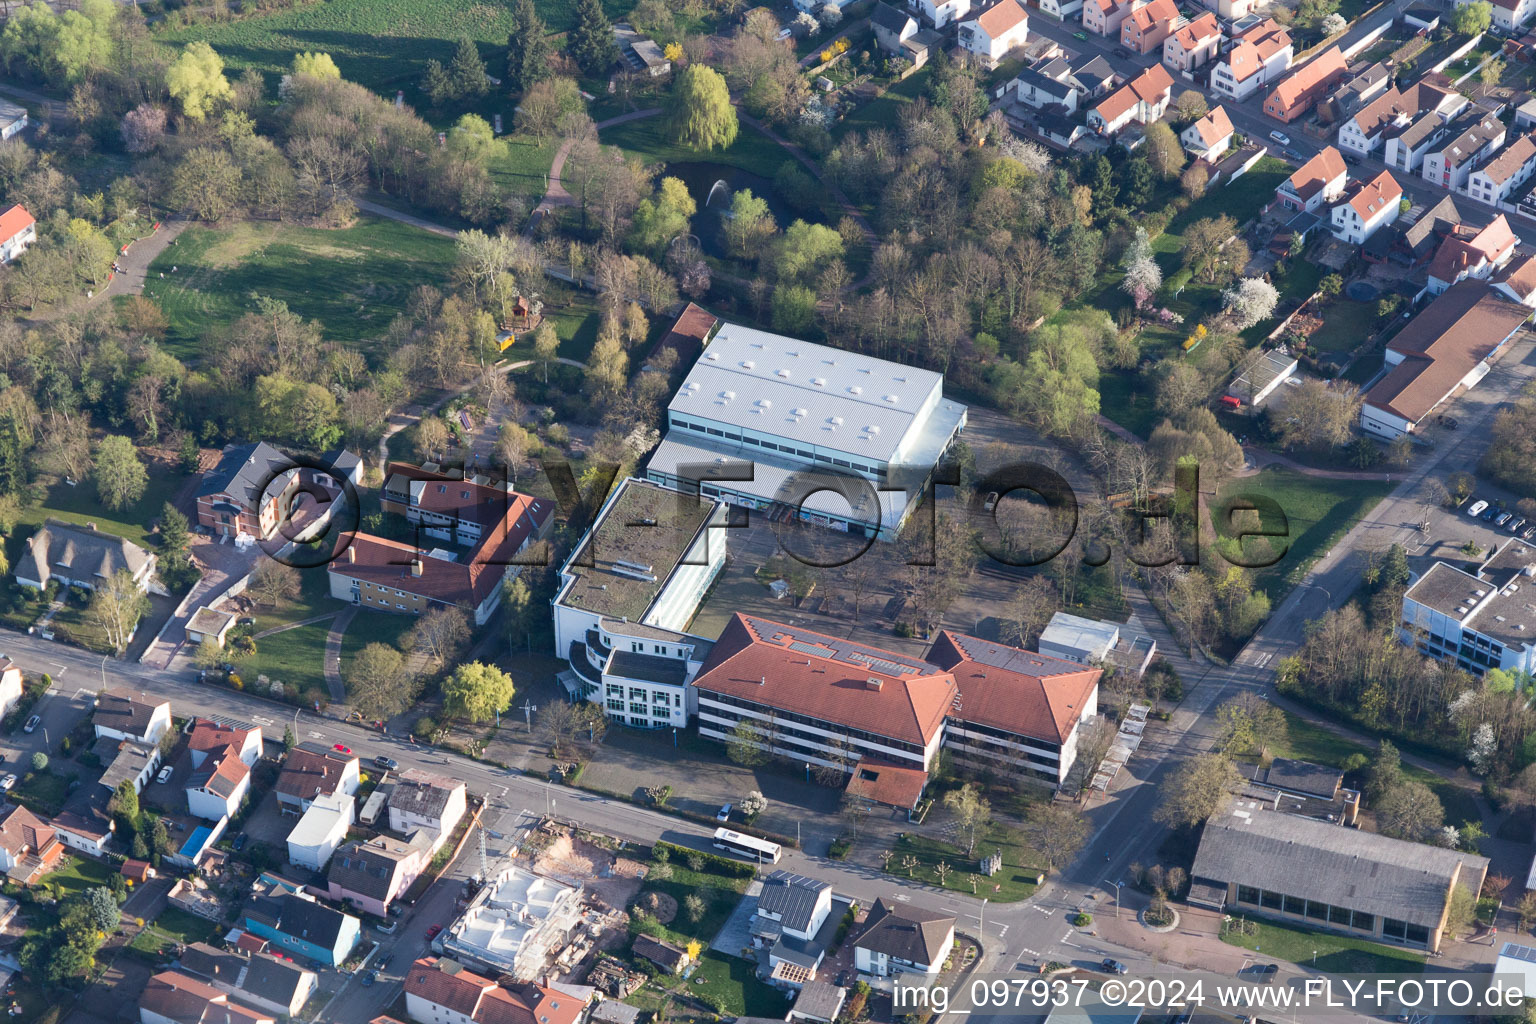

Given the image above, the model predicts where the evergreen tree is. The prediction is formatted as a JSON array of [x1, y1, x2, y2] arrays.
[[157, 503, 198, 590], [421, 58, 454, 106], [567, 0, 619, 77], [448, 37, 489, 99], [505, 0, 553, 94], [0, 417, 23, 496]]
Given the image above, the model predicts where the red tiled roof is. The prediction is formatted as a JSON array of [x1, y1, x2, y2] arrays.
[[1428, 214, 1518, 283], [0, 204, 33, 243], [1284, 145, 1347, 201], [404, 957, 568, 1024], [1225, 20, 1289, 82], [122, 858, 153, 881], [189, 719, 256, 755], [1127, 0, 1178, 33], [190, 745, 249, 800], [1497, 253, 1536, 297], [646, 302, 718, 370], [1267, 46, 1345, 112], [275, 743, 357, 802], [844, 760, 929, 809], [1094, 63, 1173, 123], [926, 632, 1101, 743], [692, 614, 958, 746], [1189, 105, 1234, 148], [140, 971, 274, 1024], [0, 804, 55, 859], [1345, 170, 1402, 221], [1366, 281, 1530, 423], [1170, 11, 1220, 50], [234, 932, 269, 953], [973, 0, 1028, 36]]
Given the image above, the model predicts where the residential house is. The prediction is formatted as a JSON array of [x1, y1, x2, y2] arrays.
[[958, 0, 1028, 64], [331, 474, 552, 626], [0, 804, 64, 884], [1321, 61, 1391, 123], [1084, 0, 1135, 37], [1211, 19, 1292, 101], [327, 833, 434, 917], [1262, 46, 1347, 122], [1121, 0, 1180, 54], [1466, 135, 1536, 205], [0, 101, 26, 141], [1332, 170, 1404, 245], [753, 870, 838, 976], [186, 744, 251, 822], [275, 741, 360, 813], [196, 442, 300, 541], [0, 658, 22, 720], [94, 688, 172, 745], [97, 736, 161, 796], [387, 769, 467, 853], [1273, 146, 1348, 213], [1404, 4, 1441, 30], [1338, 81, 1464, 157], [54, 793, 115, 856], [1400, 538, 1536, 676], [1384, 109, 1457, 174], [1038, 0, 1083, 20], [1087, 63, 1174, 135], [139, 971, 276, 1024], [872, 2, 936, 68], [852, 899, 956, 978], [1163, 11, 1221, 71], [1034, 110, 1092, 149], [1426, 214, 1519, 293], [288, 792, 354, 870], [1454, 0, 1535, 33], [188, 719, 263, 768], [17, 519, 158, 595], [1199, 0, 1253, 19], [1189, 803, 1489, 951], [1495, 253, 1536, 306], [403, 957, 585, 1024], [1388, 195, 1465, 265], [927, 632, 1103, 785], [1360, 280, 1530, 439], [0, 204, 34, 264], [243, 890, 361, 967], [1423, 112, 1506, 191], [177, 943, 319, 1019], [909, 0, 971, 27], [1180, 105, 1235, 160], [1012, 54, 1116, 113], [1014, 65, 1080, 111]]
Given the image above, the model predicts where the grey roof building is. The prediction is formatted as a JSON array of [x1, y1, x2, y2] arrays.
[[1189, 803, 1489, 952], [16, 518, 157, 594], [1263, 758, 1343, 799], [789, 981, 848, 1023], [853, 899, 956, 976], [757, 870, 834, 936], [178, 942, 318, 1017]]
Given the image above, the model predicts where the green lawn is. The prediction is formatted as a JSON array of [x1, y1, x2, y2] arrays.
[[1306, 298, 1379, 353], [489, 135, 561, 198], [1220, 916, 1426, 974], [129, 906, 221, 958], [887, 824, 1043, 902], [339, 609, 417, 677], [240, 621, 332, 698], [17, 472, 187, 551], [141, 217, 458, 365], [631, 852, 753, 947], [154, 0, 630, 95], [10, 768, 75, 817], [685, 950, 786, 1016], [40, 855, 115, 898], [598, 116, 788, 177], [1212, 468, 1394, 602], [832, 68, 931, 141]]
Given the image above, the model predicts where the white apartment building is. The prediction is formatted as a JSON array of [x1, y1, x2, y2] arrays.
[[1401, 539, 1536, 676], [1466, 135, 1536, 206]]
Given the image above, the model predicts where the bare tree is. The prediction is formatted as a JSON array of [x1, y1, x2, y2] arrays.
[[405, 606, 470, 672], [90, 569, 150, 656], [247, 557, 300, 607]]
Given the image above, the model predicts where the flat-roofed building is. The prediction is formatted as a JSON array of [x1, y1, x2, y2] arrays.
[[646, 319, 967, 541], [1401, 538, 1536, 676], [551, 477, 727, 729], [1189, 802, 1489, 951], [440, 864, 584, 981]]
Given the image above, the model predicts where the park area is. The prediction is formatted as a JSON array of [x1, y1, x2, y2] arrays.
[[1220, 915, 1425, 974], [140, 217, 458, 363], [884, 823, 1045, 902]]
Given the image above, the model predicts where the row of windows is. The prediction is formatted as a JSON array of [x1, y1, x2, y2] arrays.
[[700, 693, 926, 756], [667, 417, 886, 477], [949, 718, 1062, 753], [606, 699, 674, 721], [629, 641, 673, 657], [604, 684, 681, 707], [947, 734, 1061, 769], [1232, 887, 1430, 945]]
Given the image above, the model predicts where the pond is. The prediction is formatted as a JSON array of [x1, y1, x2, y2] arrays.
[[667, 162, 799, 259]]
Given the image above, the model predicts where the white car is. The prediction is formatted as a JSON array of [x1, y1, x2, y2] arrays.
[[0, 775, 15, 792], [1468, 500, 1489, 518], [716, 803, 732, 822], [156, 766, 173, 784], [1269, 130, 1291, 146]]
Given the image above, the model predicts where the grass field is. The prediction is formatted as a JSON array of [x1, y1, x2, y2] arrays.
[[599, 116, 789, 177], [141, 217, 458, 365], [130, 906, 222, 959], [16, 472, 187, 551], [832, 68, 931, 141], [686, 950, 786, 1016], [155, 0, 633, 95], [887, 824, 1044, 902], [631, 851, 753, 947], [1307, 298, 1379, 353], [41, 855, 115, 898], [1212, 468, 1394, 602], [1221, 916, 1425, 974], [10, 769, 74, 818], [339, 609, 417, 677]]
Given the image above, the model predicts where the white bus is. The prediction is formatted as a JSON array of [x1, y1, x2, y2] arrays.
[[712, 827, 782, 864]]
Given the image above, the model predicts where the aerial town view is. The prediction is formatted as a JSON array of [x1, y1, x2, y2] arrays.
[[7, 0, 1536, 1021]]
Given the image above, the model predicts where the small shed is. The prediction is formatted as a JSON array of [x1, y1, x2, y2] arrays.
[[186, 607, 237, 648], [122, 859, 156, 884]]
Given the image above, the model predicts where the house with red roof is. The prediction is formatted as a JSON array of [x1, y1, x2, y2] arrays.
[[1273, 146, 1348, 213], [139, 970, 276, 1024], [1212, 19, 1291, 101], [188, 718, 263, 769], [958, 0, 1028, 65], [1121, 0, 1180, 55], [1495, 253, 1536, 307], [403, 957, 586, 1024], [1084, 0, 1135, 37], [0, 204, 35, 265], [1263, 46, 1347, 123], [1180, 105, 1234, 161], [1331, 169, 1403, 245], [0, 804, 64, 884], [186, 742, 251, 822], [1163, 11, 1222, 71], [1427, 214, 1519, 294], [1087, 63, 1174, 135]]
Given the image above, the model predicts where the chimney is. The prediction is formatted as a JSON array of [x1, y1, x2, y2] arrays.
[[346, 546, 356, 563], [410, 559, 423, 577]]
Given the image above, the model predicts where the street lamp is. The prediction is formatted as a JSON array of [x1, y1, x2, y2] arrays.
[[1104, 878, 1123, 920]]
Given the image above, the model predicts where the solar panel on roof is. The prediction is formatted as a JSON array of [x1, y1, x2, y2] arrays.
[[847, 651, 909, 675], [789, 640, 832, 658], [1503, 943, 1536, 962]]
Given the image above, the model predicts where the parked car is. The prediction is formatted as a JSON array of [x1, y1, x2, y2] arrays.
[[233, 832, 249, 851], [983, 491, 1000, 513], [1282, 148, 1304, 161], [426, 924, 443, 941], [0, 775, 15, 792], [333, 743, 352, 754], [1514, 518, 1529, 534], [1523, 525, 1536, 539], [1112, 46, 1130, 58], [156, 766, 173, 784], [375, 755, 399, 771], [360, 971, 376, 987], [1484, 505, 1501, 520], [1270, 130, 1291, 145], [716, 803, 733, 822], [376, 955, 392, 972], [22, 715, 39, 734], [1101, 958, 1128, 975], [1074, 30, 1090, 40], [1468, 500, 1490, 518], [1497, 512, 1513, 527]]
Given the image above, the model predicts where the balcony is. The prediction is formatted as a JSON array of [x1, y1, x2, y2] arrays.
[[567, 642, 603, 690]]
